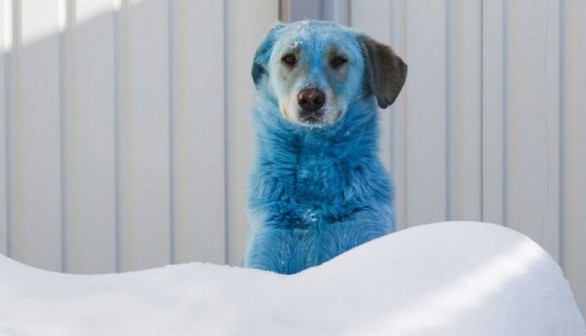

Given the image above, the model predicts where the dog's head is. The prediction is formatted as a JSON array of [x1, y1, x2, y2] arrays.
[[252, 21, 407, 128]]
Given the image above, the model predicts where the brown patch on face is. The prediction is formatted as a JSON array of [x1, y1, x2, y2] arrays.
[[282, 105, 290, 120], [280, 95, 298, 123]]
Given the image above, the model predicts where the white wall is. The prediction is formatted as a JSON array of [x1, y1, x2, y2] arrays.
[[0, 0, 584, 317]]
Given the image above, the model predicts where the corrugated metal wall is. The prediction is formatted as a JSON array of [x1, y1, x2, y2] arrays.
[[0, 0, 584, 317]]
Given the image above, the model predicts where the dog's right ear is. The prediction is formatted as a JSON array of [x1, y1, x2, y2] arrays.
[[358, 34, 408, 109], [252, 22, 285, 86]]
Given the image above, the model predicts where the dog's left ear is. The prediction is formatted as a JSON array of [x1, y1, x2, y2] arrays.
[[252, 22, 285, 86], [358, 34, 408, 109]]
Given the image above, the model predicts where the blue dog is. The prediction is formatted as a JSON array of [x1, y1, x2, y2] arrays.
[[244, 21, 407, 274]]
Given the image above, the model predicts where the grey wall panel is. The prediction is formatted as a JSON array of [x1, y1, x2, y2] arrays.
[[115, 0, 172, 272], [8, 0, 64, 272], [169, 0, 227, 266], [61, 0, 117, 274], [560, 0, 586, 319], [225, 1, 279, 266], [0, 0, 10, 255]]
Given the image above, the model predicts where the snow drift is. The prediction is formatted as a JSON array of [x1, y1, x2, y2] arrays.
[[0, 221, 584, 336]]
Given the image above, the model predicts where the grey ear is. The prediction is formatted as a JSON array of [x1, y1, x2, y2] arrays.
[[358, 34, 408, 109], [252, 22, 285, 86]]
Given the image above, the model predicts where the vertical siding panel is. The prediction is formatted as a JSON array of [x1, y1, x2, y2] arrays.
[[114, 0, 130, 273], [170, 1, 226, 265], [350, 0, 394, 184], [388, 0, 408, 231], [484, 0, 563, 258], [446, 0, 482, 221], [60, 0, 75, 273], [8, 0, 63, 271], [62, 0, 117, 274], [117, 0, 171, 271], [504, 0, 561, 258], [323, 0, 349, 25], [561, 0, 586, 319], [405, 0, 448, 226], [226, 1, 279, 265], [350, 0, 408, 230], [482, 0, 506, 226], [0, 0, 10, 254], [503, 0, 521, 231], [284, 0, 322, 22], [542, 1, 562, 260]]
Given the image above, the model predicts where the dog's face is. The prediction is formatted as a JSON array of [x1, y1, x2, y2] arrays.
[[252, 21, 407, 128]]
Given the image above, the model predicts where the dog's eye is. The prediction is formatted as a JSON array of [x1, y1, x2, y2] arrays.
[[281, 54, 297, 67], [330, 56, 348, 69]]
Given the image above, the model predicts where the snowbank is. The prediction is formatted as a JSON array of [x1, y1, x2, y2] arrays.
[[0, 221, 584, 336]]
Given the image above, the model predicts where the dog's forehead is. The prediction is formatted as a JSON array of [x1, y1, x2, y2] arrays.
[[275, 21, 359, 55]]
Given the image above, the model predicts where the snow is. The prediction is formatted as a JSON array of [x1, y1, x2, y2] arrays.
[[0, 221, 584, 336]]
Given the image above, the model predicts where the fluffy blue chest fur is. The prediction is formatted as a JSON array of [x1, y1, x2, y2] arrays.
[[245, 98, 395, 274]]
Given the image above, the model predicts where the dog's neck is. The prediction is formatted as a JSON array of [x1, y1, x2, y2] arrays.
[[253, 99, 381, 162], [251, 98, 390, 204]]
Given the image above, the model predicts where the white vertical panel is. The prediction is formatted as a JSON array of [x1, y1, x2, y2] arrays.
[[539, 0, 562, 258], [446, 0, 482, 222], [284, 0, 322, 21], [117, 0, 171, 271], [387, 0, 409, 231], [405, 0, 448, 227], [484, 0, 562, 259], [8, 0, 63, 271], [561, 0, 586, 319], [350, 0, 409, 230], [226, 1, 279, 265], [0, 0, 9, 254], [350, 0, 394, 187], [170, 1, 226, 265], [62, 0, 117, 274], [482, 0, 506, 226], [323, 0, 349, 25], [506, 0, 560, 257]]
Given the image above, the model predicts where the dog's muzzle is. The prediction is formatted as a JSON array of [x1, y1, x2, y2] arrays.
[[297, 88, 325, 123]]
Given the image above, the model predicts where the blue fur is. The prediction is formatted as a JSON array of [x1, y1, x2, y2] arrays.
[[244, 21, 396, 274]]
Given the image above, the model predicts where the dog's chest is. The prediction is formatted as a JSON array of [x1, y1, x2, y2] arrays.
[[252, 147, 377, 229], [276, 147, 355, 200]]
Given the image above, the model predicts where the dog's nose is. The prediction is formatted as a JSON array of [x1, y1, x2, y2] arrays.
[[297, 89, 326, 112]]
